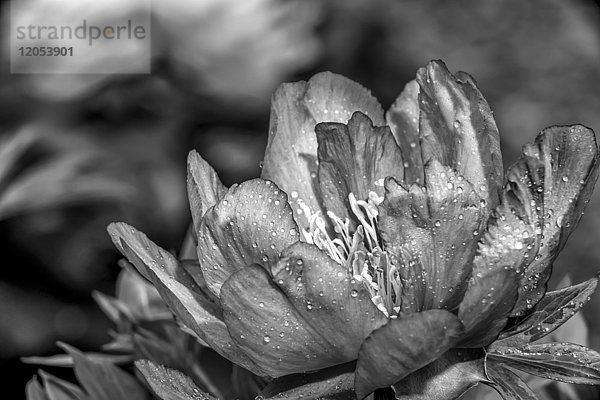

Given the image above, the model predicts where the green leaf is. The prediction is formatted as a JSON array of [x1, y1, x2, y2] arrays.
[[495, 276, 598, 347], [59, 343, 148, 400], [488, 342, 600, 385], [136, 360, 217, 400], [484, 359, 539, 400], [259, 362, 356, 399], [22, 352, 134, 368], [38, 371, 88, 400], [26, 377, 50, 400]]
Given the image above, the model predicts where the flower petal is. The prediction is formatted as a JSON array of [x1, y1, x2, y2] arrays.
[[187, 150, 227, 239], [196, 179, 299, 296], [271, 242, 387, 360], [392, 350, 487, 400], [107, 223, 265, 376], [220, 265, 348, 377], [386, 80, 423, 185], [416, 60, 503, 208], [506, 125, 599, 315], [379, 160, 484, 312], [261, 72, 384, 228], [457, 268, 518, 347], [315, 112, 404, 219], [354, 309, 464, 399]]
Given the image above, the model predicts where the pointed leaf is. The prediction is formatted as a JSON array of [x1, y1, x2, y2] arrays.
[[496, 276, 598, 346], [91, 291, 131, 324], [354, 309, 464, 399], [136, 360, 217, 400], [115, 265, 171, 321], [26, 377, 50, 400], [488, 342, 600, 385], [22, 353, 134, 368], [485, 360, 539, 400], [59, 343, 147, 400], [38, 370, 88, 400]]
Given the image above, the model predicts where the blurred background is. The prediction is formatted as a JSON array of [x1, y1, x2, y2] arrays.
[[1, 0, 600, 398]]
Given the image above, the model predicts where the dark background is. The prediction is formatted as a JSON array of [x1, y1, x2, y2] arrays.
[[1, 0, 600, 398]]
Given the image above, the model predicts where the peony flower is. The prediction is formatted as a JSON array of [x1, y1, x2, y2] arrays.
[[108, 60, 600, 399]]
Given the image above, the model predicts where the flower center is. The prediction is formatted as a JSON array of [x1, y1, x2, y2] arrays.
[[298, 192, 402, 318]]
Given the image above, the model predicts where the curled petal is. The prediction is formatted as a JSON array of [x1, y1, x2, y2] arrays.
[[271, 242, 387, 360], [261, 72, 384, 228], [220, 265, 348, 377], [196, 179, 299, 296], [504, 125, 599, 315], [416, 60, 503, 208], [187, 150, 227, 235], [316, 111, 404, 219], [107, 223, 264, 376], [354, 309, 464, 399], [379, 160, 484, 312]]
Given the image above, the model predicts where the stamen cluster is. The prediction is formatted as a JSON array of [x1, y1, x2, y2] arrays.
[[300, 192, 402, 317]]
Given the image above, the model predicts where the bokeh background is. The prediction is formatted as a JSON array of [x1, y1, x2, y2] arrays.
[[1, 0, 600, 398]]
